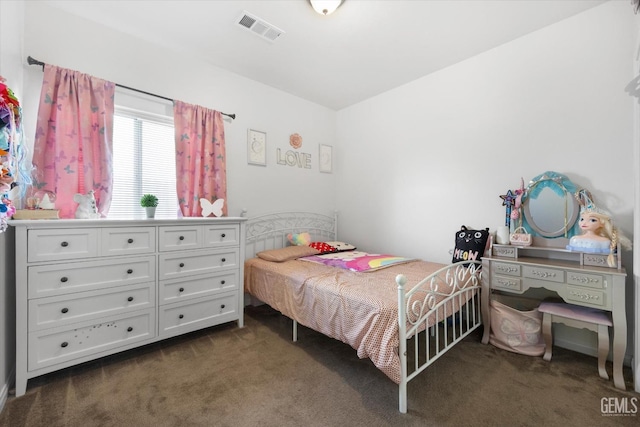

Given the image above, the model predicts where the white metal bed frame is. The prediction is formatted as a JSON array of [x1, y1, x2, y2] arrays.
[[243, 211, 482, 413]]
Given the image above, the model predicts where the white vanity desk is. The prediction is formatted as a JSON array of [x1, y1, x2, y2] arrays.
[[481, 242, 628, 390]]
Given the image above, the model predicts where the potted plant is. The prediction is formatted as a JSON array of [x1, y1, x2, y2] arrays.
[[140, 194, 158, 218]]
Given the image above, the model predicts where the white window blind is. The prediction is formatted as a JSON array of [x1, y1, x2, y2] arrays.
[[108, 106, 179, 219]]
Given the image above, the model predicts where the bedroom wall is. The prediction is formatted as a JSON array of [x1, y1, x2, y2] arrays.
[[336, 1, 636, 361], [20, 2, 337, 219], [0, 0, 23, 412]]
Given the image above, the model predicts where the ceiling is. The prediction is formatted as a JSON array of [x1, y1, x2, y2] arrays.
[[44, 0, 607, 110]]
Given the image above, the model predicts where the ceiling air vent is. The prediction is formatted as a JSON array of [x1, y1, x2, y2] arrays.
[[236, 11, 285, 43]]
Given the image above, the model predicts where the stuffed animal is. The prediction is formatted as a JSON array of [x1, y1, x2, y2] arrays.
[[73, 190, 101, 219], [287, 232, 311, 246]]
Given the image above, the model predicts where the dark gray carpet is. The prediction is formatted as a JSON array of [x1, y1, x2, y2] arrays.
[[0, 304, 637, 427]]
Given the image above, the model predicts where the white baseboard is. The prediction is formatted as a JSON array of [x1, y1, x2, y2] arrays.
[[555, 337, 633, 367]]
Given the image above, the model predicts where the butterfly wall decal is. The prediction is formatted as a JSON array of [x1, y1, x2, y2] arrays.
[[200, 198, 224, 217]]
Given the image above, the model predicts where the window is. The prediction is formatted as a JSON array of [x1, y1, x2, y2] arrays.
[[108, 106, 179, 219]]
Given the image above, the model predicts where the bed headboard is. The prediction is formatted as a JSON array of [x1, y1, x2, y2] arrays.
[[243, 210, 337, 259]]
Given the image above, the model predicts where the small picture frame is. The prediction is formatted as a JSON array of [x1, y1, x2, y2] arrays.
[[319, 144, 332, 173], [248, 129, 267, 166]]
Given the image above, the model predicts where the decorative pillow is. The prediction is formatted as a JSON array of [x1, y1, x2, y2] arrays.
[[324, 241, 356, 252], [309, 242, 338, 254], [287, 232, 311, 246], [452, 225, 490, 264], [257, 245, 320, 262]]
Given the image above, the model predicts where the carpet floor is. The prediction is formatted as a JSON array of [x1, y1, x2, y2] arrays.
[[0, 304, 637, 427]]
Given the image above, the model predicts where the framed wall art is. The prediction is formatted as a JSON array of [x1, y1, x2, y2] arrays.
[[247, 129, 267, 166], [319, 144, 332, 173]]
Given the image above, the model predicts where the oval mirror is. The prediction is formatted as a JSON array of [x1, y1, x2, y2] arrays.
[[522, 172, 579, 238]]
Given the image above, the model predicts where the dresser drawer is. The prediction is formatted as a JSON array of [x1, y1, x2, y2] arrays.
[[491, 275, 522, 292], [159, 271, 238, 305], [29, 282, 155, 332], [492, 262, 521, 277], [566, 285, 607, 308], [492, 246, 516, 258], [582, 253, 611, 268], [158, 226, 202, 251], [566, 271, 606, 290], [28, 256, 156, 298], [28, 228, 99, 262], [158, 292, 238, 338], [101, 227, 155, 256], [158, 248, 238, 280], [203, 224, 239, 248], [28, 309, 155, 370], [522, 265, 565, 283]]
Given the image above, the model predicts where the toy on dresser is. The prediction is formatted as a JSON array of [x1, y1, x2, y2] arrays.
[[566, 189, 631, 267], [73, 190, 100, 219]]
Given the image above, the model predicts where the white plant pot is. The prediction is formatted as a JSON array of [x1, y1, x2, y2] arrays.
[[145, 206, 156, 219]]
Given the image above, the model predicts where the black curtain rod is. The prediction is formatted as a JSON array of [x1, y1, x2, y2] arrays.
[[27, 56, 236, 120]]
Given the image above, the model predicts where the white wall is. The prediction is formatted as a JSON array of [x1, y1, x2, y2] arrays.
[[0, 0, 23, 412], [21, 2, 337, 219], [336, 2, 636, 361], [336, 1, 634, 262]]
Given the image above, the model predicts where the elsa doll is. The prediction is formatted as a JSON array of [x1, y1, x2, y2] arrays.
[[567, 190, 630, 267]]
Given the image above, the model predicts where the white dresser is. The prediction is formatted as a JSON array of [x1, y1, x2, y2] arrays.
[[11, 217, 246, 396]]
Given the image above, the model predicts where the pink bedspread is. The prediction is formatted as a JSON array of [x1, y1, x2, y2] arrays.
[[298, 250, 415, 272], [244, 257, 448, 384]]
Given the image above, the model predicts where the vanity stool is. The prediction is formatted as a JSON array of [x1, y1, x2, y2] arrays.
[[538, 301, 612, 380]]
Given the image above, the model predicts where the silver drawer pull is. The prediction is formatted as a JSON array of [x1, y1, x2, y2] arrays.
[[569, 290, 600, 300], [497, 278, 518, 288], [569, 274, 600, 285], [497, 266, 517, 273], [60, 241, 69, 247], [531, 270, 556, 279]]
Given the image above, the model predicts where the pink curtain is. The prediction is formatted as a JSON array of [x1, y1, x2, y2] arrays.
[[32, 65, 115, 218], [173, 100, 227, 217]]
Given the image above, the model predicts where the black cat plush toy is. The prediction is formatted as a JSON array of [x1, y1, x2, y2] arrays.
[[452, 225, 490, 264]]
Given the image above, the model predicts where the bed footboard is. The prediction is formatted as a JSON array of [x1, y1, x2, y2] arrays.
[[396, 261, 483, 414]]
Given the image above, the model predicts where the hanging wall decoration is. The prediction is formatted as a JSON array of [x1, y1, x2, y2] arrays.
[[247, 129, 267, 166], [277, 132, 312, 169], [319, 144, 332, 173], [289, 133, 303, 149]]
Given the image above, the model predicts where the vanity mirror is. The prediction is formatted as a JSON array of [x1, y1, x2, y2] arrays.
[[521, 171, 579, 239]]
